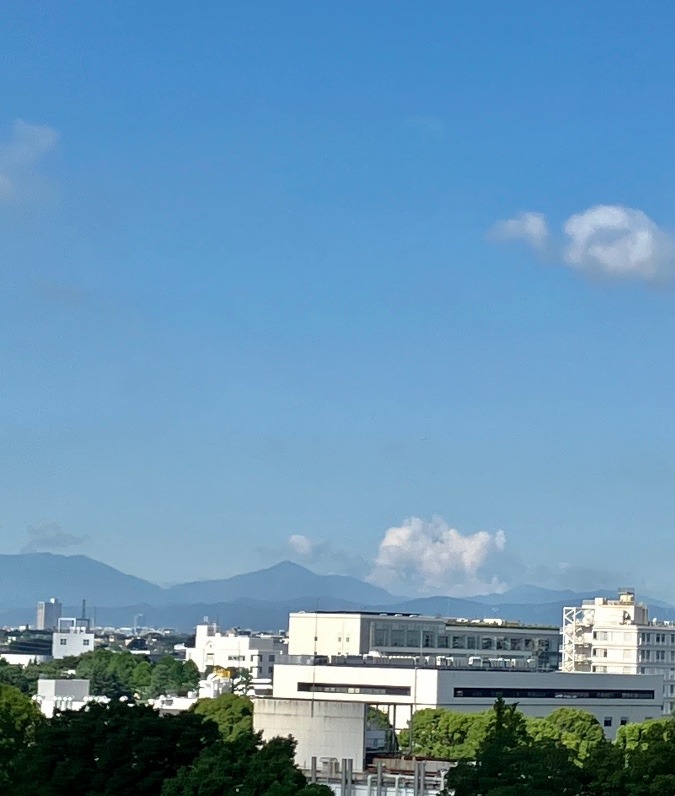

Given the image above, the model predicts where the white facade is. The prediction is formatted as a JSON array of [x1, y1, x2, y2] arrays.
[[255, 698, 368, 773], [272, 660, 662, 739], [185, 624, 287, 677], [34, 679, 105, 718], [288, 612, 561, 671], [562, 591, 675, 714], [36, 598, 62, 631], [52, 618, 95, 659]]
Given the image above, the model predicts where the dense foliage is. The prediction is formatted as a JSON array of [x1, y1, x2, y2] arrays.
[[0, 688, 321, 795], [400, 699, 675, 796]]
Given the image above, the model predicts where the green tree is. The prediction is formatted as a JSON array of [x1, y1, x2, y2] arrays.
[[161, 732, 308, 796], [444, 698, 583, 796], [149, 657, 200, 699], [9, 700, 218, 795], [190, 692, 253, 741], [0, 684, 43, 788], [75, 649, 136, 699], [620, 718, 675, 796], [527, 707, 604, 764]]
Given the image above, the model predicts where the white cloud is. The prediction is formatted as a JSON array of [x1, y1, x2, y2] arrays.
[[288, 534, 316, 558], [489, 212, 549, 250], [563, 205, 671, 282], [368, 516, 508, 596], [490, 204, 674, 284], [0, 119, 58, 201]]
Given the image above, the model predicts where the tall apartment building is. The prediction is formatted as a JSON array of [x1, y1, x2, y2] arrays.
[[562, 590, 675, 714], [185, 624, 287, 677], [288, 611, 561, 671], [36, 598, 62, 631]]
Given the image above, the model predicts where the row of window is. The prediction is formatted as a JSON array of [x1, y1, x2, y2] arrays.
[[453, 688, 655, 700], [297, 682, 411, 696], [373, 630, 552, 653], [640, 633, 675, 645]]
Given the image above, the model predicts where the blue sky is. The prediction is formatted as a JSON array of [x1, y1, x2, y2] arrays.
[[2, 2, 675, 597]]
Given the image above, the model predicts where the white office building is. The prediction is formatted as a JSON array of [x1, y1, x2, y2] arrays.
[[288, 611, 561, 671], [52, 618, 95, 660], [185, 624, 287, 678], [36, 598, 62, 631], [272, 658, 662, 739], [562, 589, 675, 714]]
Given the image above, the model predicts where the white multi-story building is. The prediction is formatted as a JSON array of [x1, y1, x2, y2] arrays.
[[562, 590, 675, 714], [288, 611, 561, 671], [36, 598, 62, 631], [185, 624, 287, 677], [272, 658, 662, 739], [52, 618, 95, 660]]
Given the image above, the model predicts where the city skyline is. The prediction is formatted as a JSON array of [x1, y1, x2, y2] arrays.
[[2, 3, 675, 598]]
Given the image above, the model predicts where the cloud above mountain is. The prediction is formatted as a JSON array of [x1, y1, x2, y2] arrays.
[[367, 516, 509, 596], [490, 204, 673, 284]]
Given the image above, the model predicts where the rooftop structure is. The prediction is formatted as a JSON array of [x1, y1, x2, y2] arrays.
[[288, 611, 561, 671]]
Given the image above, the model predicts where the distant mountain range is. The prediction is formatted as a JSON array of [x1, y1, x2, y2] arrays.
[[1, 553, 674, 632]]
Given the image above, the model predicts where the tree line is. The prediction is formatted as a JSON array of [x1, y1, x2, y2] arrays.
[[0, 648, 200, 700], [0, 684, 331, 795], [402, 699, 675, 795]]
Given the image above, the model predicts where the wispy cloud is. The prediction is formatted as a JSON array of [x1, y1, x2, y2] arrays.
[[489, 211, 549, 250], [490, 204, 673, 284], [21, 521, 89, 554], [258, 533, 369, 578], [0, 119, 58, 202], [367, 516, 509, 596]]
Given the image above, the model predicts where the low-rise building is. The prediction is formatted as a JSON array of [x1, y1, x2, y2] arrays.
[[288, 611, 561, 671], [272, 657, 663, 738], [185, 624, 286, 677], [562, 590, 675, 714], [52, 617, 95, 659], [34, 679, 105, 718]]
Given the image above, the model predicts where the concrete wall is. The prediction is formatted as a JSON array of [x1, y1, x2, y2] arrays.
[[37, 678, 90, 700], [288, 614, 366, 656], [254, 698, 367, 773]]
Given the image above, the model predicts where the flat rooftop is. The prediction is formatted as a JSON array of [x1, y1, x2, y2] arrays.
[[291, 610, 559, 630]]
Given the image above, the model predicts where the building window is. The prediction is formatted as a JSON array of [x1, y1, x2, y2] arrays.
[[603, 717, 612, 727], [298, 682, 411, 697], [83, 639, 90, 647], [59, 639, 67, 646], [269, 655, 275, 662], [620, 717, 629, 726], [454, 687, 655, 700]]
